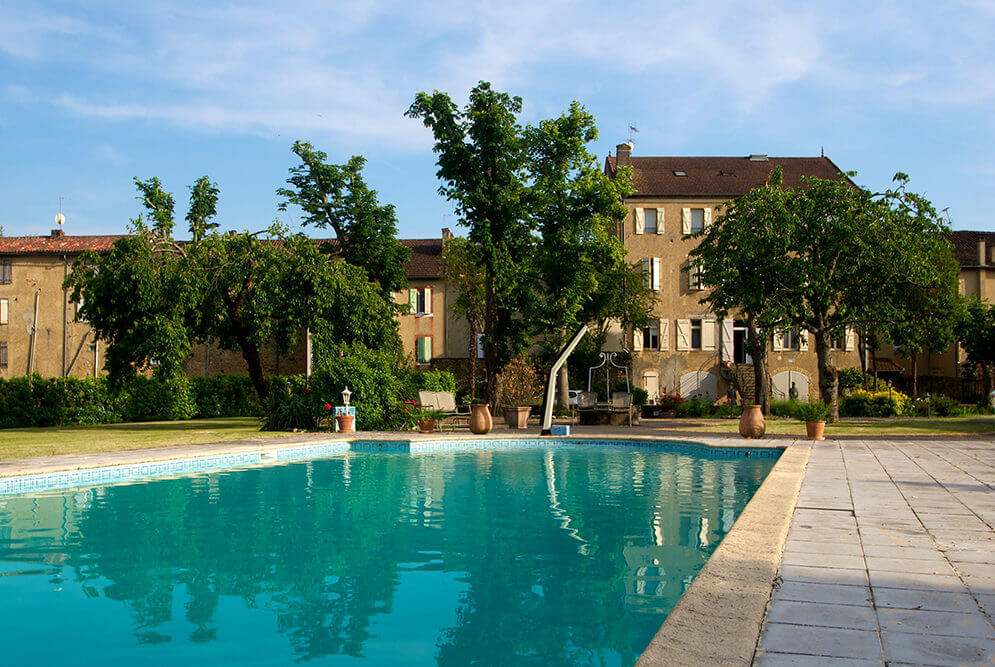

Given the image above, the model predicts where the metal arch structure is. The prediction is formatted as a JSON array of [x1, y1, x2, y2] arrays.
[[587, 351, 630, 399], [540, 325, 589, 436]]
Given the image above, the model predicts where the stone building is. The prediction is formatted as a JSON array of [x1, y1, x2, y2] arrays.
[[0, 230, 472, 381], [603, 144, 863, 403]]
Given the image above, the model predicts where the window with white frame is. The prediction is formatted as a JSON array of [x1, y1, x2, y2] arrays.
[[688, 260, 704, 291], [830, 330, 846, 350], [642, 323, 660, 350], [690, 209, 705, 233], [408, 286, 433, 316], [777, 328, 806, 351], [642, 257, 661, 291], [644, 208, 657, 234], [690, 319, 703, 349]]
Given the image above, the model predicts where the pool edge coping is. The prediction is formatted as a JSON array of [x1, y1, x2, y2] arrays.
[[637, 443, 811, 666]]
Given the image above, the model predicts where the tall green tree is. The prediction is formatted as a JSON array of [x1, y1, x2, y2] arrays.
[[277, 141, 410, 301], [523, 103, 639, 408], [688, 167, 795, 414], [441, 237, 486, 400], [407, 83, 533, 406], [957, 297, 995, 396]]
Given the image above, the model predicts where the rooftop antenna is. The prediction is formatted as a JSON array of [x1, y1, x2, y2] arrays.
[[54, 196, 66, 228], [628, 124, 639, 143], [820, 145, 824, 157]]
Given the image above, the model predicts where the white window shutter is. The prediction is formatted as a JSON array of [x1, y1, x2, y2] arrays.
[[676, 319, 691, 351], [659, 318, 669, 350], [409, 289, 418, 313], [424, 286, 433, 314], [635, 208, 645, 235], [681, 208, 691, 234], [0, 298, 7, 325], [720, 319, 734, 362], [655, 208, 665, 234], [772, 331, 784, 351], [799, 330, 809, 351], [702, 318, 717, 351], [704, 208, 713, 228], [845, 328, 856, 351], [633, 327, 643, 352], [652, 258, 661, 291]]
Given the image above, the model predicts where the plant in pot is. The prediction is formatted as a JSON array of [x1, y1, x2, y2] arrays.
[[795, 401, 831, 441], [499, 356, 538, 429], [403, 399, 445, 433]]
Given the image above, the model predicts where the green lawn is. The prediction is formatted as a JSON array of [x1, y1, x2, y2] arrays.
[[0, 417, 285, 461], [649, 414, 994, 437]]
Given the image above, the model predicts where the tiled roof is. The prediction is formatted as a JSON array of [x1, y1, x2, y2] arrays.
[[949, 230, 995, 268], [0, 234, 124, 255], [605, 155, 846, 196], [0, 233, 446, 279]]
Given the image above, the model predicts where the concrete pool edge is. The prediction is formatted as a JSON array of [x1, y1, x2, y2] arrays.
[[637, 443, 811, 666]]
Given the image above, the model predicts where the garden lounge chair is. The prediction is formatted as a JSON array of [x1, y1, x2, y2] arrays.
[[417, 391, 470, 430], [611, 392, 634, 427]]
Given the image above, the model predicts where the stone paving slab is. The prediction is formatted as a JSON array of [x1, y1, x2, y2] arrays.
[[756, 438, 995, 665]]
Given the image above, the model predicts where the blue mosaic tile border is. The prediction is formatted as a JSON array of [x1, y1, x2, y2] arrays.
[[0, 437, 779, 496]]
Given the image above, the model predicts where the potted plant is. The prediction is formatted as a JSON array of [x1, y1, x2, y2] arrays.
[[406, 401, 444, 433], [499, 356, 538, 429], [795, 401, 831, 441]]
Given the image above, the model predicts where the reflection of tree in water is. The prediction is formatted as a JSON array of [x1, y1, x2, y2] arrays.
[[65, 455, 420, 660], [2, 448, 775, 664]]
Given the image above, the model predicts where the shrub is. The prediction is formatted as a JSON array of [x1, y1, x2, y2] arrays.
[[770, 399, 802, 418], [675, 397, 710, 418], [406, 368, 458, 397], [657, 391, 682, 412], [711, 403, 742, 419], [837, 367, 865, 394], [120, 375, 196, 421], [190, 375, 260, 418], [499, 356, 539, 407], [795, 401, 831, 422], [914, 394, 961, 417], [631, 387, 648, 409], [840, 387, 910, 418]]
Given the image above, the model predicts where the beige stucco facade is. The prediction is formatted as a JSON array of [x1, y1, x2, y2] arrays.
[[0, 253, 101, 380]]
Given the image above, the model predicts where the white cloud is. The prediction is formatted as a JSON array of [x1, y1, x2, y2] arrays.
[[1, 0, 993, 145]]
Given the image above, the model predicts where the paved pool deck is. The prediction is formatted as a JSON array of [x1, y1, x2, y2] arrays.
[[1, 425, 992, 665]]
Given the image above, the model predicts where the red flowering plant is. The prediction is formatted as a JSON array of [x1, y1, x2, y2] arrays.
[[657, 391, 683, 412], [397, 398, 444, 430]]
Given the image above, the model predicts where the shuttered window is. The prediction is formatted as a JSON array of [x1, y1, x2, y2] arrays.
[[416, 336, 433, 363], [0, 341, 7, 368], [0, 260, 10, 285], [0, 298, 7, 325], [408, 287, 433, 316], [644, 209, 657, 234]]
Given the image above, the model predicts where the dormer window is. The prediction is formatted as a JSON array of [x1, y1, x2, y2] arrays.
[[673, 170, 687, 177]]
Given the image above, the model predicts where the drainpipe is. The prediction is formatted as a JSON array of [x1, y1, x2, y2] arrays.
[[62, 256, 68, 376], [27, 290, 40, 375]]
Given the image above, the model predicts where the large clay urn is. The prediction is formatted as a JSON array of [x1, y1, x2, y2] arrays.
[[738, 404, 766, 439], [469, 403, 493, 435]]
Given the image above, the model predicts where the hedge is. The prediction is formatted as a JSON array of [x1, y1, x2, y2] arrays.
[[0, 373, 263, 429]]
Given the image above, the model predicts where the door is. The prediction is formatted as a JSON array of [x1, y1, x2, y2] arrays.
[[733, 320, 752, 364]]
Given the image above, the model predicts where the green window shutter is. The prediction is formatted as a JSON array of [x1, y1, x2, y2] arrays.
[[409, 288, 418, 313], [417, 337, 432, 363]]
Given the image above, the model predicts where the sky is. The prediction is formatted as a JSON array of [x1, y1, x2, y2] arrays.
[[1, 0, 994, 239]]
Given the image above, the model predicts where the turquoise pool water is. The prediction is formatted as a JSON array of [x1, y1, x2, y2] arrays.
[[0, 442, 777, 665]]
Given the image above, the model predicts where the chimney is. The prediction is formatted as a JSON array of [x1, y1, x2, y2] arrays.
[[979, 239, 986, 266], [442, 227, 453, 243], [50, 228, 64, 238], [616, 142, 633, 167]]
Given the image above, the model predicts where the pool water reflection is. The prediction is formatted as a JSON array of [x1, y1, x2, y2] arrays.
[[0, 444, 777, 665]]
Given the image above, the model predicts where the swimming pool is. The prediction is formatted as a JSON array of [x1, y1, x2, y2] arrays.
[[0, 440, 778, 665]]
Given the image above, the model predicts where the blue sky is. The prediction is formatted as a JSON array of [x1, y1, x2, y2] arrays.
[[1, 0, 994, 238]]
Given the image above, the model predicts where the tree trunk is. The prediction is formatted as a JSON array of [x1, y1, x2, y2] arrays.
[[240, 338, 269, 402], [857, 330, 869, 389], [468, 321, 478, 402], [912, 356, 918, 396], [557, 363, 570, 411], [483, 270, 499, 409], [747, 318, 770, 415], [814, 329, 839, 421]]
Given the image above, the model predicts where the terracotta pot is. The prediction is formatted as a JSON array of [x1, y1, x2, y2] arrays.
[[503, 406, 531, 429], [805, 420, 826, 441], [469, 403, 493, 435], [418, 418, 435, 434], [336, 414, 354, 433], [738, 404, 766, 439]]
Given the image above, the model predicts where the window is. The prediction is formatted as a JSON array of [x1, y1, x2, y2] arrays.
[[0, 342, 7, 368], [642, 323, 660, 350], [0, 259, 10, 285], [830, 331, 846, 350], [644, 209, 657, 234], [690, 209, 705, 233], [690, 319, 703, 350], [0, 298, 7, 325], [688, 260, 704, 291], [476, 333, 484, 359], [408, 287, 433, 316], [778, 328, 806, 351], [416, 336, 433, 364], [642, 257, 661, 291]]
